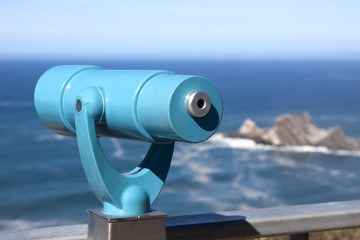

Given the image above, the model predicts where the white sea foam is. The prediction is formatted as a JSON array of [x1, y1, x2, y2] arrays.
[[172, 146, 201, 166], [187, 189, 235, 211], [110, 138, 124, 157], [208, 134, 360, 157], [188, 161, 220, 184], [35, 134, 66, 142], [0, 218, 78, 231]]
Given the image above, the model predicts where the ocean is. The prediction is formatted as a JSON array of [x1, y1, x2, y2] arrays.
[[1, 59, 360, 231]]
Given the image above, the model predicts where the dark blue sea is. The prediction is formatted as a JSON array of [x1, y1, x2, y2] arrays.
[[1, 59, 360, 231]]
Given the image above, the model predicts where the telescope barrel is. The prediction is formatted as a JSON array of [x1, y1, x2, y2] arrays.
[[34, 65, 222, 143]]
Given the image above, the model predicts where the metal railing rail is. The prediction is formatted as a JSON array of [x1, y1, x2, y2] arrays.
[[1, 200, 360, 240], [167, 200, 360, 240]]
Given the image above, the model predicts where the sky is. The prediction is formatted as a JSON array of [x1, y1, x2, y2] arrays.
[[0, 0, 360, 59]]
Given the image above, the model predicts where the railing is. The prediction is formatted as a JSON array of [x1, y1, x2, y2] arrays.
[[2, 200, 360, 240]]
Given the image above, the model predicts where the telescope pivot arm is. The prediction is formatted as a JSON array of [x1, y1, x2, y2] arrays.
[[74, 87, 174, 216]]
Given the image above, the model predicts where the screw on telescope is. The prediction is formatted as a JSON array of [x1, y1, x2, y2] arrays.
[[185, 90, 211, 117], [76, 99, 82, 112]]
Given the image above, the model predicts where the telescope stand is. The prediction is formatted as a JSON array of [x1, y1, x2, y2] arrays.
[[34, 65, 222, 240]]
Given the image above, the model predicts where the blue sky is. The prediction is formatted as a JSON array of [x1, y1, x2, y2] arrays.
[[1, 0, 360, 59]]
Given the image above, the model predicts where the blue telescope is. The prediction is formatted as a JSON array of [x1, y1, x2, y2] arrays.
[[34, 65, 222, 216]]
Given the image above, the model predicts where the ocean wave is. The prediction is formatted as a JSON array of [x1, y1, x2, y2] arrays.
[[0, 218, 80, 231], [35, 133, 66, 142], [0, 101, 33, 107], [208, 134, 360, 156], [110, 138, 124, 157]]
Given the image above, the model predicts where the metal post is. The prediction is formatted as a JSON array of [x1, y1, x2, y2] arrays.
[[88, 209, 167, 240]]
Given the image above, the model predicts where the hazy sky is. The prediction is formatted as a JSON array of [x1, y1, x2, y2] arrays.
[[1, 0, 360, 59]]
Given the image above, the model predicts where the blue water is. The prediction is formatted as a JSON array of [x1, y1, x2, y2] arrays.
[[1, 59, 360, 230]]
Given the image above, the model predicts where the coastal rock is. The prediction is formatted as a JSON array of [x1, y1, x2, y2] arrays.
[[236, 113, 360, 151], [316, 126, 360, 151], [237, 118, 264, 140]]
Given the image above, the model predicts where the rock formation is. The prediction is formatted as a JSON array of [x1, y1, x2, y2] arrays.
[[236, 113, 360, 151]]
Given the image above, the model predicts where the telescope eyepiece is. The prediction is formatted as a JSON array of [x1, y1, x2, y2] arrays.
[[185, 90, 211, 117]]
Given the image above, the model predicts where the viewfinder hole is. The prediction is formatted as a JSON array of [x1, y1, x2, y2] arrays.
[[197, 99, 205, 109]]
